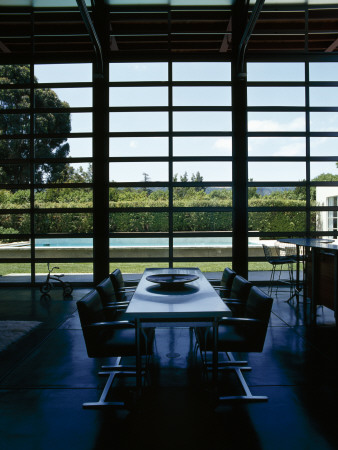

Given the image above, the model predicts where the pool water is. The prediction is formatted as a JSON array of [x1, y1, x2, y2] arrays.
[[35, 237, 237, 247]]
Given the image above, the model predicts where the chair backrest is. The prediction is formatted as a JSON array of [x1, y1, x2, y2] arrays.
[[77, 289, 107, 356], [262, 244, 274, 260], [97, 277, 118, 306], [110, 268, 125, 291], [221, 267, 236, 289], [243, 286, 273, 351], [229, 275, 252, 301]]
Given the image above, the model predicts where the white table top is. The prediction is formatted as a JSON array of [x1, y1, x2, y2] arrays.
[[124, 267, 231, 320]]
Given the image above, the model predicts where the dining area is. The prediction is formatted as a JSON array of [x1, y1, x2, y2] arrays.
[[76, 266, 273, 409]]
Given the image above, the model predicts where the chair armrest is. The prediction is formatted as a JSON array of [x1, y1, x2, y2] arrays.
[[223, 299, 245, 304], [105, 302, 129, 308], [86, 320, 135, 329], [219, 317, 263, 325], [118, 287, 136, 292]]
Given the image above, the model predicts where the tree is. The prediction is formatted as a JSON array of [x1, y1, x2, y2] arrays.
[[0, 65, 71, 184]]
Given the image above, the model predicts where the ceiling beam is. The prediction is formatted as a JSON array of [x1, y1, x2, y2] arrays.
[[237, 0, 265, 77], [76, 0, 103, 75], [325, 36, 338, 52], [220, 17, 232, 53]]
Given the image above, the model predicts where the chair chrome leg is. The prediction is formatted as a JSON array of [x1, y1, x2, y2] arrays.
[[218, 366, 268, 402], [83, 372, 125, 409]]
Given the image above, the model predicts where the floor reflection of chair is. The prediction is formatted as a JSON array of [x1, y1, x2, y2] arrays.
[[77, 289, 155, 409], [195, 286, 273, 402], [262, 244, 295, 297]]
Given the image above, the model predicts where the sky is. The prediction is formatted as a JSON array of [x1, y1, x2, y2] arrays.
[[34, 61, 338, 184]]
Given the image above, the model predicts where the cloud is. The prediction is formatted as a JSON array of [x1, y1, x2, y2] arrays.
[[248, 116, 305, 132], [272, 142, 305, 156], [213, 138, 232, 153]]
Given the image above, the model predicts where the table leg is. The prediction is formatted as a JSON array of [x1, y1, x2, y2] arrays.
[[135, 318, 142, 396], [212, 319, 219, 389]]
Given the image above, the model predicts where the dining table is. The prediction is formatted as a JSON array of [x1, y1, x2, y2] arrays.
[[124, 267, 232, 395]]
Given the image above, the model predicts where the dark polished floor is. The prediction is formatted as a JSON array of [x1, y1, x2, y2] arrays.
[[0, 283, 337, 450]]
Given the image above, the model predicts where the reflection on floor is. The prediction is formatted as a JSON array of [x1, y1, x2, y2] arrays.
[[0, 286, 336, 450]]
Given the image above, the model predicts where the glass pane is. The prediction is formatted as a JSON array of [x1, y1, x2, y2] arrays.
[[310, 87, 338, 107], [316, 188, 338, 208], [110, 87, 168, 106], [173, 162, 231, 182], [36, 87, 92, 108], [110, 112, 168, 132], [110, 63, 168, 82], [0, 89, 30, 108], [310, 162, 338, 181], [35, 137, 92, 159], [110, 240, 169, 259], [0, 264, 31, 282], [172, 62, 231, 81], [309, 62, 338, 81], [110, 236, 169, 247], [249, 211, 306, 233], [248, 137, 305, 156], [0, 65, 30, 84], [34, 188, 93, 208], [35, 237, 93, 247], [247, 87, 305, 107], [173, 86, 231, 106], [34, 113, 72, 134], [35, 262, 93, 283], [109, 187, 168, 207], [110, 162, 168, 182], [110, 137, 168, 157], [310, 112, 338, 132], [110, 262, 168, 274], [174, 261, 232, 273], [173, 111, 231, 132], [248, 112, 305, 132], [36, 112, 91, 133], [0, 114, 30, 134], [109, 212, 169, 232], [249, 162, 306, 182], [310, 137, 338, 156], [173, 212, 232, 231], [0, 164, 30, 184], [0, 189, 30, 208], [0, 139, 30, 159], [0, 214, 30, 234], [173, 186, 232, 207], [35, 213, 93, 233], [34, 63, 92, 83], [247, 62, 305, 81], [248, 186, 306, 206], [173, 136, 232, 156], [35, 163, 92, 184], [173, 237, 232, 258], [35, 242, 93, 262]]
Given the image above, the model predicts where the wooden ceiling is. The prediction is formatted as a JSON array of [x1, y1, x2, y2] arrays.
[[0, 5, 337, 60]]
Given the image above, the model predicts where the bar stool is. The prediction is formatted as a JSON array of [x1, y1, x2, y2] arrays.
[[262, 244, 295, 297]]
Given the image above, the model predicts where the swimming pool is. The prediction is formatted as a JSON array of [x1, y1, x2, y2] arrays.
[[35, 237, 258, 247]]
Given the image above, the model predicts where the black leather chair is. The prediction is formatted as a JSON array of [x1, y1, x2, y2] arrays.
[[110, 268, 138, 302], [210, 267, 236, 298], [224, 275, 252, 316], [96, 277, 130, 318], [195, 286, 273, 402], [77, 289, 155, 408]]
